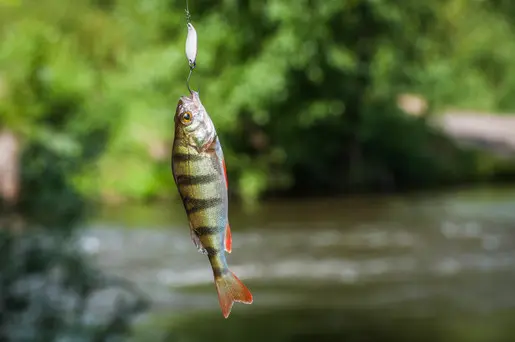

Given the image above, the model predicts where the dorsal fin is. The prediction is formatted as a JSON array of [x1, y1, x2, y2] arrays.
[[225, 223, 232, 253], [205, 137, 229, 189], [221, 158, 228, 189]]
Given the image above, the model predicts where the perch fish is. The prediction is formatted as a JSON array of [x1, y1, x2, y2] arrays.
[[171, 90, 253, 318]]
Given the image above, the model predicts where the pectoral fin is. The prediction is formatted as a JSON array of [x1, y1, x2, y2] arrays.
[[190, 225, 208, 255]]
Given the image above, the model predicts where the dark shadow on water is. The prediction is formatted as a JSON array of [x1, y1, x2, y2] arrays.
[[140, 305, 515, 342]]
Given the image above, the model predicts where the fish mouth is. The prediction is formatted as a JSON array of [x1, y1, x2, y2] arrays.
[[179, 90, 200, 106], [179, 95, 191, 105], [189, 90, 201, 102]]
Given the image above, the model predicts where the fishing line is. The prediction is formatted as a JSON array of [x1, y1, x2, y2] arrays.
[[185, 0, 191, 24]]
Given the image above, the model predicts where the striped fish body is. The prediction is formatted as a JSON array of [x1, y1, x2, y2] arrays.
[[172, 135, 228, 258], [171, 91, 252, 318]]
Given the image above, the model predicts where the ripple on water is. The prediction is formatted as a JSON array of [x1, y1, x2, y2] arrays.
[[82, 187, 515, 315]]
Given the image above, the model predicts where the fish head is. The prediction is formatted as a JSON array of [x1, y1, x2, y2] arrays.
[[174, 90, 216, 151]]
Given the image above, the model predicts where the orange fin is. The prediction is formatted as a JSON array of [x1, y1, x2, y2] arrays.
[[206, 138, 228, 189], [214, 270, 253, 318], [222, 158, 228, 189], [225, 223, 232, 253]]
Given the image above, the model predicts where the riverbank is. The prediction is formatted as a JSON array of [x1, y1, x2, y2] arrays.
[[434, 111, 515, 157]]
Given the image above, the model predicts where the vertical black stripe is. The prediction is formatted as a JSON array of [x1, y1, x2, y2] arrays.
[[176, 174, 218, 186], [212, 265, 229, 277], [212, 266, 224, 277], [204, 246, 219, 256], [195, 226, 220, 236], [172, 153, 204, 163], [184, 197, 223, 214]]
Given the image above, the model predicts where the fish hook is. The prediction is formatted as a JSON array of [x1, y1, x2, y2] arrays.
[[187, 68, 193, 93], [187, 67, 201, 95]]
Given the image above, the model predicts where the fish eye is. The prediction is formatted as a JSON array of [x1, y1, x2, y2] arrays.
[[181, 111, 192, 125]]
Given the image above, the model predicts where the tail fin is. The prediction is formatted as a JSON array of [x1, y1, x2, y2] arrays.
[[214, 270, 253, 318]]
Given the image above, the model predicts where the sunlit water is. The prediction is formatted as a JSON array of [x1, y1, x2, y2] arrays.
[[80, 186, 515, 339]]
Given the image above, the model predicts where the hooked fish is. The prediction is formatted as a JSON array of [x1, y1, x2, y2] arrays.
[[171, 90, 253, 318]]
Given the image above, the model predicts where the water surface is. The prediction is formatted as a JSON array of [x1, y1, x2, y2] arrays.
[[81, 186, 515, 341]]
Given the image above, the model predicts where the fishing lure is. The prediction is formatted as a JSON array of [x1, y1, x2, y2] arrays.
[[171, 91, 253, 318], [184, 0, 197, 92], [185, 22, 197, 70]]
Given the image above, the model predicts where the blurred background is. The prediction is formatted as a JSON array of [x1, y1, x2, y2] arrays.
[[1, 0, 515, 341]]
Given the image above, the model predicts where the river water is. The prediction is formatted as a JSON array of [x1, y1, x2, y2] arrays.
[[80, 186, 515, 342]]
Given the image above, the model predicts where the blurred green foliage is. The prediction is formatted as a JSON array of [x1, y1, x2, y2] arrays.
[[0, 79, 148, 341], [1, 0, 515, 204], [0, 227, 149, 341]]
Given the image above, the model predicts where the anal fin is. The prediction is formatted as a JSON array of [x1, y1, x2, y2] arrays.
[[225, 223, 232, 253], [190, 227, 208, 255]]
